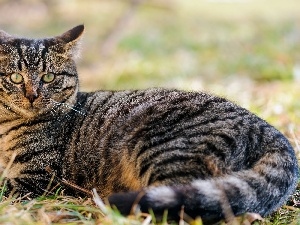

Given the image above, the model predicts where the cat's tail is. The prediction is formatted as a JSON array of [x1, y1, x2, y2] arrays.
[[108, 143, 298, 224]]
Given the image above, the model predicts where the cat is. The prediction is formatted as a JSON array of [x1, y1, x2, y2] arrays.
[[0, 25, 298, 224]]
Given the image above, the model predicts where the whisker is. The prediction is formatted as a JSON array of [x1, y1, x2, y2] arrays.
[[49, 99, 86, 116]]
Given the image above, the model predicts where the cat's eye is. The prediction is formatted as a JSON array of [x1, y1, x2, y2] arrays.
[[10, 73, 24, 84], [42, 73, 55, 83]]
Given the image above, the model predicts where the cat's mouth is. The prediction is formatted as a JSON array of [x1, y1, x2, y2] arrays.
[[5, 95, 80, 119]]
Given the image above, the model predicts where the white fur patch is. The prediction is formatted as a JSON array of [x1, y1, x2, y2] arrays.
[[191, 179, 222, 201], [192, 176, 257, 203], [147, 186, 177, 207]]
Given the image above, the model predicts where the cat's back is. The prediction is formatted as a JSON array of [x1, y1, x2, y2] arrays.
[[79, 88, 238, 120], [71, 88, 273, 161], [73, 88, 245, 140]]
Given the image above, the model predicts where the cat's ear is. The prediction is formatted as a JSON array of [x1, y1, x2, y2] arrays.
[[55, 24, 84, 59], [0, 30, 11, 39], [0, 31, 11, 58], [57, 24, 84, 44]]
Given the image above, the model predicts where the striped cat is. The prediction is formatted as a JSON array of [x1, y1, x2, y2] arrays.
[[0, 25, 298, 224]]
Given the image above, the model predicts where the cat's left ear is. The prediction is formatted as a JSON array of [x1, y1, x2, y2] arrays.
[[55, 24, 84, 59]]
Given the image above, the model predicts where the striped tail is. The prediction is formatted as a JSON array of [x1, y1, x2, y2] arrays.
[[108, 145, 298, 224]]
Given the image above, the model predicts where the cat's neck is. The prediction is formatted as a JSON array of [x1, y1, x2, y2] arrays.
[[0, 104, 55, 136], [0, 102, 40, 125], [0, 119, 23, 136]]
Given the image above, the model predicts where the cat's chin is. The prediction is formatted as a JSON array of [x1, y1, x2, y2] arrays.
[[15, 107, 41, 119], [10, 103, 48, 119]]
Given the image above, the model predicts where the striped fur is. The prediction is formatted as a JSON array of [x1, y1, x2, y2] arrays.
[[0, 25, 298, 224]]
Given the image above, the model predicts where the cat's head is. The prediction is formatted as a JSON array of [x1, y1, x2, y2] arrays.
[[0, 25, 84, 119]]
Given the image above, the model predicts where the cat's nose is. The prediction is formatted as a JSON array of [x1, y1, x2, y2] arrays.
[[25, 91, 38, 103], [25, 84, 39, 104]]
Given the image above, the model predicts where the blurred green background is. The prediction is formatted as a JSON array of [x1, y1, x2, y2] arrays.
[[0, 0, 299, 144]]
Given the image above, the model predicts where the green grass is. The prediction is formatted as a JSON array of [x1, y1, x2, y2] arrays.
[[0, 0, 299, 224]]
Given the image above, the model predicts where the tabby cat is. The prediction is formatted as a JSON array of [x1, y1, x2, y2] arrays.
[[0, 25, 298, 224]]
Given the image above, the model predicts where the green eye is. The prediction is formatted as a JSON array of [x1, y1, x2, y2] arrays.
[[10, 73, 24, 84], [42, 73, 55, 83]]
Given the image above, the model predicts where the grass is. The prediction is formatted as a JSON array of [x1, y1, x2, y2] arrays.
[[0, 0, 299, 224], [0, 186, 298, 225]]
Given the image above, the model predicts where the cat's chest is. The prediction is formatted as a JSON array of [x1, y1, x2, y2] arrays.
[[0, 120, 51, 167], [0, 123, 24, 171], [0, 119, 25, 152]]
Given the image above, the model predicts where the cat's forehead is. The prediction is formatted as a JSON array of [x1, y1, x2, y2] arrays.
[[19, 39, 47, 53], [1, 39, 42, 72], [1, 37, 59, 54], [0, 37, 70, 73]]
